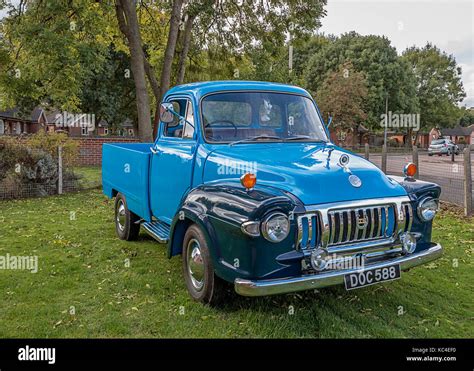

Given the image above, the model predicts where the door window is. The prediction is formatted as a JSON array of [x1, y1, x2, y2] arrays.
[[163, 99, 195, 139], [183, 100, 195, 139]]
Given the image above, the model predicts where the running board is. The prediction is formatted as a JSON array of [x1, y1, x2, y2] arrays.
[[142, 220, 170, 243]]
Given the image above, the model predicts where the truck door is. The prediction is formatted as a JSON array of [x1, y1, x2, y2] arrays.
[[149, 98, 197, 224]]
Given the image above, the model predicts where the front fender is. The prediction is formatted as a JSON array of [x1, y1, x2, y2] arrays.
[[168, 180, 303, 282]]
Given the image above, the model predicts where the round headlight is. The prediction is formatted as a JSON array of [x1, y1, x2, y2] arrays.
[[261, 212, 290, 243], [418, 197, 438, 221]]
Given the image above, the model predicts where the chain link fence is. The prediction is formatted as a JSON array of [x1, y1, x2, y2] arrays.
[[0, 145, 101, 201], [354, 144, 474, 215]]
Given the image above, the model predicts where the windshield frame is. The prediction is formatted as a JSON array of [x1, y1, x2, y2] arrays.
[[199, 90, 330, 145]]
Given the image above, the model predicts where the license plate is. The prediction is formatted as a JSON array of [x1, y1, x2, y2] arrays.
[[344, 264, 401, 290]]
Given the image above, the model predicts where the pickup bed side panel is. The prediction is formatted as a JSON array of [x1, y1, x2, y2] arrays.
[[102, 143, 153, 221]]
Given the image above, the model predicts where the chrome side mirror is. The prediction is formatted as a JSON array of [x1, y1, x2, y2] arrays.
[[160, 103, 175, 124]]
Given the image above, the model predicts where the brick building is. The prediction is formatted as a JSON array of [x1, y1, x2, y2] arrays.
[[0, 106, 135, 137], [0, 107, 48, 135], [441, 125, 474, 145]]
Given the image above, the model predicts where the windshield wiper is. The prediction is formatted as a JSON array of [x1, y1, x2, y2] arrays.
[[284, 135, 326, 142], [229, 135, 282, 146], [284, 135, 311, 141]]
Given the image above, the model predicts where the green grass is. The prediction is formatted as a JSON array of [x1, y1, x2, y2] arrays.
[[72, 166, 102, 188], [0, 189, 472, 338]]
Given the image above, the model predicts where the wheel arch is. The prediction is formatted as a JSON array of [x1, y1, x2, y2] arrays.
[[168, 209, 219, 260], [167, 181, 303, 282]]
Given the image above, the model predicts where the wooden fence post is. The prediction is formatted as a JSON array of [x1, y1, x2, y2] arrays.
[[58, 146, 63, 195], [381, 144, 387, 173], [412, 145, 419, 179], [463, 148, 472, 216], [364, 143, 370, 160]]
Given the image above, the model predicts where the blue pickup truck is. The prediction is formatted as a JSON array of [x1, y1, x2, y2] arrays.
[[102, 81, 442, 305]]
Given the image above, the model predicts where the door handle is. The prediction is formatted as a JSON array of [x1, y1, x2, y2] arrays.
[[150, 146, 160, 155]]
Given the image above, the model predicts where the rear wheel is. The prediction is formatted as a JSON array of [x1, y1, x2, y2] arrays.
[[182, 224, 226, 305], [114, 193, 140, 240]]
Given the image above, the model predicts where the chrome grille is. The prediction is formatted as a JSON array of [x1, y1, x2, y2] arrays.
[[297, 197, 413, 250], [297, 213, 322, 249], [328, 206, 393, 246]]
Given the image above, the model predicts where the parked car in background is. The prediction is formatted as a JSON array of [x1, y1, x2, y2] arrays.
[[102, 81, 443, 305], [428, 138, 459, 156]]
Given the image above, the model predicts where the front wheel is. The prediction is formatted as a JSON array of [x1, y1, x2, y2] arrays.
[[114, 193, 140, 240], [182, 224, 226, 305]]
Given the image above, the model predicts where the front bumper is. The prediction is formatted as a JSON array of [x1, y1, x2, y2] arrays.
[[428, 148, 447, 154], [234, 243, 442, 296]]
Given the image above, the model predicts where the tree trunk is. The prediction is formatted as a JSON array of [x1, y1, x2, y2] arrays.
[[351, 125, 358, 149], [152, 0, 183, 139], [115, 0, 153, 142], [143, 56, 160, 103], [176, 14, 195, 85], [406, 128, 413, 148]]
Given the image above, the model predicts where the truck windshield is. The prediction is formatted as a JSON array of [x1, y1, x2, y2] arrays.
[[201, 92, 329, 144]]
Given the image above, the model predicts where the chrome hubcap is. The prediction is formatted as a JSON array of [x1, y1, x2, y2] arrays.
[[116, 200, 126, 231], [187, 238, 205, 291]]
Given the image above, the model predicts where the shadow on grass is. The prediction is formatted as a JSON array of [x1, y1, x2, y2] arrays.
[[134, 232, 372, 313]]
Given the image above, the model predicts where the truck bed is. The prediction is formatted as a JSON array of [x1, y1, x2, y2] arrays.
[[102, 143, 153, 221]]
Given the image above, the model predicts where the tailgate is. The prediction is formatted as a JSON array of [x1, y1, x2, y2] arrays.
[[102, 143, 153, 221]]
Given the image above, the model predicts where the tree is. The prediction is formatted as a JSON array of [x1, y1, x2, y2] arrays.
[[1, 0, 328, 141], [114, 0, 153, 141], [402, 43, 466, 130], [148, 0, 327, 137], [458, 107, 474, 127], [79, 46, 137, 133], [304, 32, 418, 131], [0, 0, 111, 113], [315, 61, 368, 147]]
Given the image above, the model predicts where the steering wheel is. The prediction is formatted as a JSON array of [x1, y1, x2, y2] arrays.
[[205, 120, 238, 139]]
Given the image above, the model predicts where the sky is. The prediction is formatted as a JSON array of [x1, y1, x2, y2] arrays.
[[1, 0, 473, 106], [319, 0, 474, 107]]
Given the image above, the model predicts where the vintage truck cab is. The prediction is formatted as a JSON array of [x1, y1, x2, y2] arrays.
[[102, 81, 442, 304]]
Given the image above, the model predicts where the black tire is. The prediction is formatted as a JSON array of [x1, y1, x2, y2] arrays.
[[428, 153, 433, 156], [182, 224, 226, 305], [114, 193, 140, 241]]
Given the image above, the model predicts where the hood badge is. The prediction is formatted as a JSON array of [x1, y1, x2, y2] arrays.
[[357, 215, 368, 229], [338, 154, 361, 188], [339, 154, 350, 167], [349, 174, 362, 188]]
